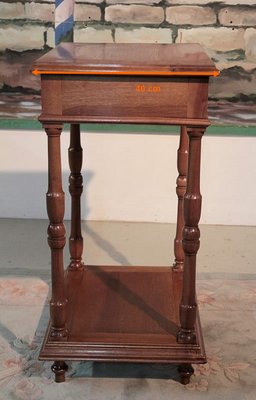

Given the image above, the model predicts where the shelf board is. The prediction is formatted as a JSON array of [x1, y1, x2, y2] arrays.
[[40, 266, 206, 364]]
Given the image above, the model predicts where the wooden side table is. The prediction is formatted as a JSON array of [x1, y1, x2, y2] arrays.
[[32, 43, 218, 384]]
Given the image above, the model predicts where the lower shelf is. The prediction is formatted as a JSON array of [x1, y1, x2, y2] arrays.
[[40, 266, 206, 365]]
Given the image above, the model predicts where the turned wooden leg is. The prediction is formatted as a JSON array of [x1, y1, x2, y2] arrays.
[[45, 124, 68, 340], [51, 361, 68, 383], [177, 126, 205, 344], [68, 124, 84, 270], [173, 126, 189, 271], [178, 364, 194, 385]]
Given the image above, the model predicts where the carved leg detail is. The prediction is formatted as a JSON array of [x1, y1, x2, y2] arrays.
[[178, 364, 194, 385], [45, 124, 68, 340], [68, 124, 84, 270], [51, 361, 68, 383], [177, 127, 205, 344], [173, 126, 189, 271]]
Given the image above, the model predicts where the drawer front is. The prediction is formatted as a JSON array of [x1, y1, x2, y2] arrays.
[[41, 75, 209, 122], [62, 76, 188, 119]]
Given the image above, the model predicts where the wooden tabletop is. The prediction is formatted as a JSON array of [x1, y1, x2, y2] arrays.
[[33, 43, 217, 75]]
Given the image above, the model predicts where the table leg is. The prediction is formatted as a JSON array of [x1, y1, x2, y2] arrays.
[[44, 124, 68, 381], [173, 126, 189, 271], [178, 363, 194, 385], [177, 126, 205, 344], [45, 124, 67, 339], [68, 124, 84, 270], [51, 361, 68, 383]]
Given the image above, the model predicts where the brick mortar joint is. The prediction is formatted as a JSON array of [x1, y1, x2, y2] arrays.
[[0, 19, 53, 26], [1, 20, 254, 30]]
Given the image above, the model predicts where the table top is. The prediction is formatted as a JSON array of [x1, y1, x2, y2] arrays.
[[33, 43, 217, 76]]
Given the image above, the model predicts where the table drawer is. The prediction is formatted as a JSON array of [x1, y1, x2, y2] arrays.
[[41, 75, 209, 122]]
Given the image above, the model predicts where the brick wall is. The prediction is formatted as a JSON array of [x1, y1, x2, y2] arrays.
[[0, 0, 256, 101]]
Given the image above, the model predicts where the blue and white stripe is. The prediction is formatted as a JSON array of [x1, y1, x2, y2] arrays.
[[55, 0, 74, 45]]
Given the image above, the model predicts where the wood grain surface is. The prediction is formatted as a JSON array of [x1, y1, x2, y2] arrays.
[[40, 266, 206, 364], [33, 43, 216, 74]]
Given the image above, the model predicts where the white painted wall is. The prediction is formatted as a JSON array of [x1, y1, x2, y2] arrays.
[[0, 128, 255, 225]]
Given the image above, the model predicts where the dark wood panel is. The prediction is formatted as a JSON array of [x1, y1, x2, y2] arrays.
[[41, 76, 62, 116], [39, 266, 206, 365], [61, 77, 188, 119], [187, 78, 209, 119], [67, 266, 179, 340], [40, 75, 209, 122]]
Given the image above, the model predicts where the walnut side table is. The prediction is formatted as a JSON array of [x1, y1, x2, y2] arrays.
[[32, 43, 218, 384]]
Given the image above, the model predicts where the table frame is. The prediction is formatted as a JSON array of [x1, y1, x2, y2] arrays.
[[40, 122, 207, 384], [34, 43, 216, 384]]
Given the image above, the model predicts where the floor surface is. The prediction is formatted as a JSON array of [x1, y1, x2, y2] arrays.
[[0, 219, 255, 399]]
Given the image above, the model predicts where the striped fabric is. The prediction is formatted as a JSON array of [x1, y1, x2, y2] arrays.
[[55, 0, 74, 45]]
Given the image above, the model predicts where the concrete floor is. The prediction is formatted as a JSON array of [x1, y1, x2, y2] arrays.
[[0, 219, 255, 279]]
